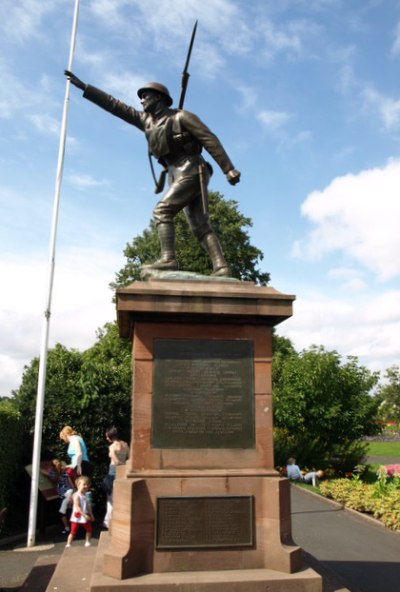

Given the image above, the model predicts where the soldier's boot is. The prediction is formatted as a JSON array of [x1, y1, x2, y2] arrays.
[[201, 232, 231, 277], [142, 222, 179, 270]]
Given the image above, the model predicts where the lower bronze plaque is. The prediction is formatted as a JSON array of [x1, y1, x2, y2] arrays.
[[156, 496, 254, 549], [152, 339, 255, 448]]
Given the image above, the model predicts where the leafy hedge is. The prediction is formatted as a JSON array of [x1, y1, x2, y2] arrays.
[[0, 401, 22, 513], [274, 427, 369, 472]]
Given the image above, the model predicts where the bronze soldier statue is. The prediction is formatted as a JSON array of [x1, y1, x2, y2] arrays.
[[65, 70, 240, 277]]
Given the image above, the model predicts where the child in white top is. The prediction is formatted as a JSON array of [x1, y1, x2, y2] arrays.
[[66, 476, 94, 547]]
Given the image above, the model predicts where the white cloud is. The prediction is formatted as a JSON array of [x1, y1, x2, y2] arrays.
[[278, 289, 400, 376], [0, 0, 58, 43], [293, 159, 400, 280], [257, 19, 304, 60], [0, 58, 32, 119], [101, 72, 146, 106], [363, 87, 400, 130], [391, 22, 400, 56], [27, 113, 60, 135], [336, 63, 357, 95], [0, 58, 59, 123], [66, 173, 109, 189], [235, 84, 259, 111], [0, 247, 121, 396], [328, 267, 367, 292], [342, 277, 367, 292], [193, 43, 226, 79], [329, 50, 400, 132], [88, 0, 131, 30], [334, 145, 355, 161], [88, 0, 246, 45], [257, 109, 292, 131], [87, 0, 250, 79], [256, 110, 311, 150], [76, 38, 113, 70]]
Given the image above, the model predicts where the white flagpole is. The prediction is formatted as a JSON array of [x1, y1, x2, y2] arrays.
[[27, 0, 80, 548]]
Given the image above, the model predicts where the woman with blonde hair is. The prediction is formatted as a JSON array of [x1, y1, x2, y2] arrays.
[[60, 426, 91, 477]]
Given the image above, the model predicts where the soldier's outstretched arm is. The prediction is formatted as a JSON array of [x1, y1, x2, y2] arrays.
[[64, 71, 145, 130], [64, 69, 86, 91]]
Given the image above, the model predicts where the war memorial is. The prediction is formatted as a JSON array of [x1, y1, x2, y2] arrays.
[[55, 20, 323, 592], [85, 276, 322, 591]]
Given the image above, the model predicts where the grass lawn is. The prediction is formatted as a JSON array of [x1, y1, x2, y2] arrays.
[[366, 441, 400, 456]]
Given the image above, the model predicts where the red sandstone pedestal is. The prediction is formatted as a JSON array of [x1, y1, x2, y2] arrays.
[[90, 279, 322, 592]]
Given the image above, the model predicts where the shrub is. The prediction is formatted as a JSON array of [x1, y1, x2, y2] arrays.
[[319, 467, 400, 531], [273, 428, 327, 468], [0, 401, 22, 514]]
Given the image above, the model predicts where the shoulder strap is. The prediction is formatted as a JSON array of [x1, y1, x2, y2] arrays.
[[172, 110, 183, 134]]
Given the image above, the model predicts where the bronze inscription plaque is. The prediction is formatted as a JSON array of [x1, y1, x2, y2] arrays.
[[151, 339, 254, 448], [156, 496, 254, 549]]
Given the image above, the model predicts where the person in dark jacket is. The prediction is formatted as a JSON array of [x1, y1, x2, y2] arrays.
[[65, 70, 240, 277]]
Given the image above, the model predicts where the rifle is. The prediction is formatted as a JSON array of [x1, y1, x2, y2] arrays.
[[152, 20, 198, 194]]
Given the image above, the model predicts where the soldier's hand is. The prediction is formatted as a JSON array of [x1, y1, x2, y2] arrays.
[[226, 169, 241, 186], [64, 69, 86, 91]]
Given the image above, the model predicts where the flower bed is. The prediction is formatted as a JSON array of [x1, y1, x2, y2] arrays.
[[385, 464, 400, 476], [319, 465, 400, 531]]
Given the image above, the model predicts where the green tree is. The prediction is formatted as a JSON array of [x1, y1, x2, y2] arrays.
[[376, 366, 400, 423], [272, 333, 297, 359], [13, 343, 84, 464], [12, 324, 132, 493], [273, 345, 381, 469], [77, 322, 132, 474], [111, 191, 270, 288]]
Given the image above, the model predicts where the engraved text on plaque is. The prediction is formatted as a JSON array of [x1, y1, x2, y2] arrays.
[[156, 496, 254, 549], [152, 339, 254, 448]]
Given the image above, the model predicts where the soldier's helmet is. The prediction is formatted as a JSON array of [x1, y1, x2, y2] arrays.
[[137, 82, 173, 106]]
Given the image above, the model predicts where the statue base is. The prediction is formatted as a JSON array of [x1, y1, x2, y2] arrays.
[[91, 531, 321, 591], [92, 278, 321, 591]]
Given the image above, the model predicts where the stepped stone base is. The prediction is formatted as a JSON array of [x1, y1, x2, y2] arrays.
[[91, 532, 322, 592]]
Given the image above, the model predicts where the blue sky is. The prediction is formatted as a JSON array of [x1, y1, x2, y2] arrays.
[[1, 0, 400, 396]]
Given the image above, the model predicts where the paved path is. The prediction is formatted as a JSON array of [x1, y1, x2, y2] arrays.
[[0, 526, 100, 591], [291, 485, 400, 592]]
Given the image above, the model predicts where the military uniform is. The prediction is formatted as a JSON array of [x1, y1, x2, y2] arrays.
[[82, 84, 238, 274]]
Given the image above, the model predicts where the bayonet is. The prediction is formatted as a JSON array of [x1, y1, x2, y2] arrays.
[[178, 20, 198, 110]]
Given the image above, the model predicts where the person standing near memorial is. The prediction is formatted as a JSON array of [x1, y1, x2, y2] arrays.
[[59, 426, 92, 478], [48, 459, 75, 534], [102, 426, 129, 529], [64, 70, 240, 277]]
